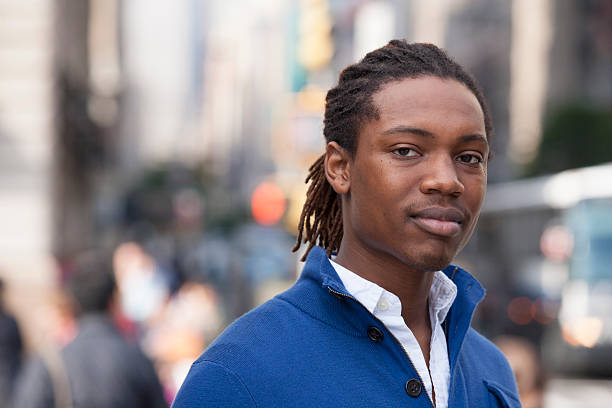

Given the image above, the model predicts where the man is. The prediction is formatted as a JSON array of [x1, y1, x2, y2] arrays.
[[173, 40, 520, 407], [13, 250, 168, 408]]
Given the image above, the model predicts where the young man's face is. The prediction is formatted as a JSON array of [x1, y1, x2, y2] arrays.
[[331, 76, 488, 273]]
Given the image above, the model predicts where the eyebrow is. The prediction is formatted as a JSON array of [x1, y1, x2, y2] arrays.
[[458, 134, 488, 145], [381, 126, 434, 138], [380, 125, 488, 145]]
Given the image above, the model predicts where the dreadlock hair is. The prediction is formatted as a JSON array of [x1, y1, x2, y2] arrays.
[[292, 40, 493, 260]]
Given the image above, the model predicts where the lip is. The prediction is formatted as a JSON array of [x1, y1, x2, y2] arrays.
[[409, 207, 466, 237]]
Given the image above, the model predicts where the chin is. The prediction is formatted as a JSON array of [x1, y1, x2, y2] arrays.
[[401, 251, 454, 273]]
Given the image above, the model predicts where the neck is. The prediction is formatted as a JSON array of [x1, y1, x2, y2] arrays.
[[334, 242, 434, 329]]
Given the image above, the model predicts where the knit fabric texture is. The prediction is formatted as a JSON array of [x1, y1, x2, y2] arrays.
[[172, 246, 520, 408]]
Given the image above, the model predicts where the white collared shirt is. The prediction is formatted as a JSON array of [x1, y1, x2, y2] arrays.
[[330, 259, 457, 408]]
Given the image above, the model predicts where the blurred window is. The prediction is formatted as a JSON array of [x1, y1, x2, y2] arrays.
[[567, 198, 612, 282]]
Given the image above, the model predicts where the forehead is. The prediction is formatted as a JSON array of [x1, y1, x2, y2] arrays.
[[368, 76, 485, 137]]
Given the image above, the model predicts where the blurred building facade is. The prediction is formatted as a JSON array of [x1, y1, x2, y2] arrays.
[[0, 0, 55, 344], [1, 0, 611, 347]]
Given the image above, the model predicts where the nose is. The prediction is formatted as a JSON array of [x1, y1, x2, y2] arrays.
[[419, 156, 464, 196]]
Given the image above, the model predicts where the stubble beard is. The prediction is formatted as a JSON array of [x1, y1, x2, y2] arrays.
[[400, 249, 455, 274]]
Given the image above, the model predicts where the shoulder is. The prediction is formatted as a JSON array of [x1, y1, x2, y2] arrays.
[[12, 355, 55, 408], [0, 313, 21, 342], [64, 327, 159, 383], [462, 329, 514, 374], [172, 360, 256, 408], [174, 286, 336, 407], [195, 294, 306, 367], [172, 298, 291, 408], [461, 328, 520, 400], [200, 274, 340, 358], [14, 355, 52, 388]]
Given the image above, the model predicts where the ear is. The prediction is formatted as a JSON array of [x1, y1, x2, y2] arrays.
[[325, 141, 351, 195]]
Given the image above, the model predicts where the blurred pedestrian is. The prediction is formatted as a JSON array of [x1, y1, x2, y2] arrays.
[[12, 250, 168, 408], [144, 281, 222, 401], [0, 278, 23, 408], [173, 41, 520, 407], [496, 335, 546, 408]]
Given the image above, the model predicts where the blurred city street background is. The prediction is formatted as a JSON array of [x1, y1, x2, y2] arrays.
[[0, 0, 611, 406]]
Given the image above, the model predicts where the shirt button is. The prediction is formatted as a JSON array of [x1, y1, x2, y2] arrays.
[[366, 326, 384, 342], [405, 379, 422, 397], [376, 298, 389, 311]]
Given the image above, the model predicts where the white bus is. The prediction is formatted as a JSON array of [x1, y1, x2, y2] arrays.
[[460, 162, 612, 375]]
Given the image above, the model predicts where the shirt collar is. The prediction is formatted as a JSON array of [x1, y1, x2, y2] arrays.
[[299, 246, 485, 372], [429, 271, 457, 324], [329, 258, 457, 323], [329, 258, 383, 313]]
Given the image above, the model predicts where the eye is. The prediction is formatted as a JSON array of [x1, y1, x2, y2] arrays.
[[393, 147, 419, 158], [457, 153, 483, 164]]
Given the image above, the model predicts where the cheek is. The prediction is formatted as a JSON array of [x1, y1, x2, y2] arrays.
[[350, 174, 399, 228], [477, 179, 487, 206], [352, 159, 392, 197], [466, 173, 487, 204], [463, 179, 486, 232]]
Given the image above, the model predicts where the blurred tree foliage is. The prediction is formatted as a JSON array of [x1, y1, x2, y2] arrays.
[[123, 161, 250, 235], [525, 104, 612, 176]]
